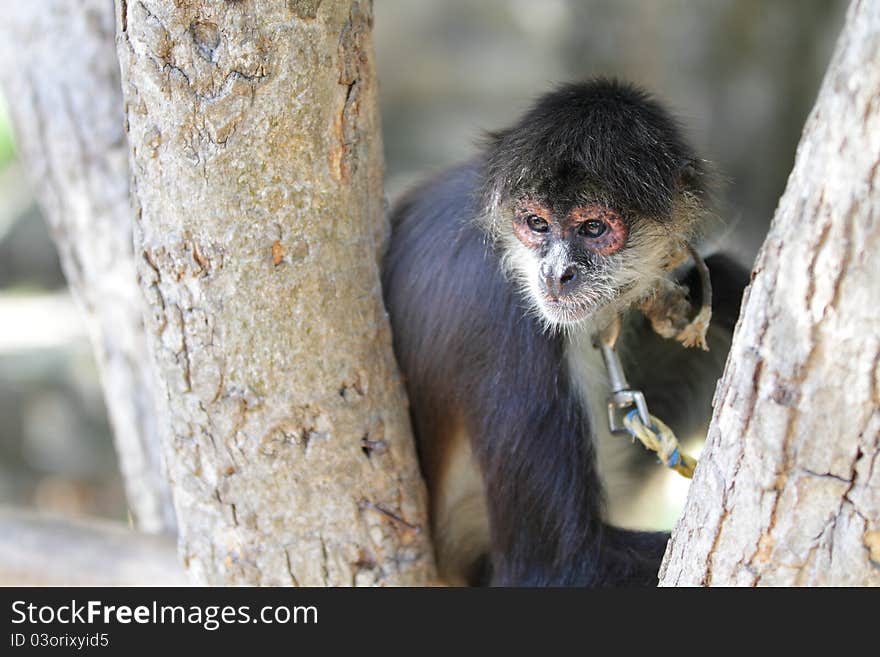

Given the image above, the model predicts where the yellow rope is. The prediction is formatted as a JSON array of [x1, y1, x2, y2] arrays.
[[621, 410, 697, 479]]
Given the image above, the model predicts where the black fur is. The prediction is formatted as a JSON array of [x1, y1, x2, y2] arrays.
[[382, 80, 746, 586], [483, 78, 704, 219]]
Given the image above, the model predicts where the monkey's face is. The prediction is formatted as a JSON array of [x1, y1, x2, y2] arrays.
[[480, 80, 707, 328], [504, 196, 690, 328]]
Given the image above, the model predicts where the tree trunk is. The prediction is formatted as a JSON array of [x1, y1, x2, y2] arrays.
[[660, 0, 880, 586], [0, 0, 174, 533], [115, 0, 436, 585]]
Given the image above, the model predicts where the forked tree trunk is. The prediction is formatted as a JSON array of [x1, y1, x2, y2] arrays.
[[661, 0, 880, 586], [0, 0, 174, 533], [115, 0, 436, 584]]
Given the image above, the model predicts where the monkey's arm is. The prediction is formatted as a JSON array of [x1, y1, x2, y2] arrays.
[[640, 245, 714, 351], [623, 253, 750, 440]]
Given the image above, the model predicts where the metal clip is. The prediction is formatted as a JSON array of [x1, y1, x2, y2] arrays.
[[595, 334, 652, 434]]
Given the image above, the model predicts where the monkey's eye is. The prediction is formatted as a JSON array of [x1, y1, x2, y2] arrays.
[[525, 215, 549, 233], [578, 220, 607, 238]]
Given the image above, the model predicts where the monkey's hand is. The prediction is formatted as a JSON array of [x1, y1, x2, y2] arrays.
[[676, 245, 713, 351], [675, 307, 711, 351], [640, 279, 693, 339], [640, 278, 710, 351]]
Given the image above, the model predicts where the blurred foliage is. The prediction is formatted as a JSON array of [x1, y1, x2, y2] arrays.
[[0, 93, 15, 170], [0, 86, 122, 520]]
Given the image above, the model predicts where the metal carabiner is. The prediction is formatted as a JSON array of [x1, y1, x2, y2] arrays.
[[594, 324, 652, 434]]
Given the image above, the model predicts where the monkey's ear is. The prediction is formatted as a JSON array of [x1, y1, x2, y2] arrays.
[[675, 158, 702, 191]]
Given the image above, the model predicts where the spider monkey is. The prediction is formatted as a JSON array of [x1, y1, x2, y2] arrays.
[[382, 79, 749, 586]]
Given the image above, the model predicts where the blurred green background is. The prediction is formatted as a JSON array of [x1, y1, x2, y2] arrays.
[[0, 0, 848, 529]]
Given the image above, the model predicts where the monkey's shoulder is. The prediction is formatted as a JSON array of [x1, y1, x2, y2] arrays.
[[388, 160, 484, 233], [385, 158, 495, 297], [383, 160, 553, 372]]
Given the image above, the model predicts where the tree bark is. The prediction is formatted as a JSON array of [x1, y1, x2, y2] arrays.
[[0, 0, 174, 533], [660, 0, 880, 586], [115, 0, 436, 585]]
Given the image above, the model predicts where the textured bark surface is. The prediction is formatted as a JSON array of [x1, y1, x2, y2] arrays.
[[0, 0, 174, 533], [660, 0, 880, 586], [116, 0, 436, 585]]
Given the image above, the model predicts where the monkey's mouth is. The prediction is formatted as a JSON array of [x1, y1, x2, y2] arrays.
[[540, 295, 599, 324]]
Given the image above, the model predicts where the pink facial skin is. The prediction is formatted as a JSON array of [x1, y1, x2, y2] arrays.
[[567, 204, 628, 255], [512, 200, 628, 255]]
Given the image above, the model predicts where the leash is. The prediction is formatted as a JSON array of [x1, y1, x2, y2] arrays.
[[594, 328, 697, 479], [592, 244, 715, 479]]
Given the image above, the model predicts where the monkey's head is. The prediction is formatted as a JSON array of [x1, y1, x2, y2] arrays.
[[481, 79, 707, 329]]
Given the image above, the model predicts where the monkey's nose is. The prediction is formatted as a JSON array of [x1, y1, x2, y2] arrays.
[[542, 264, 578, 299]]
